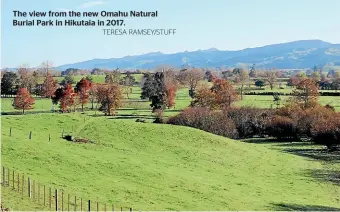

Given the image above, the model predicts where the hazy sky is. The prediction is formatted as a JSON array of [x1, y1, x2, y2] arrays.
[[2, 0, 340, 67]]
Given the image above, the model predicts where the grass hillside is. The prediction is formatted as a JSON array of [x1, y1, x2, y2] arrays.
[[2, 113, 339, 210], [1, 186, 51, 211]]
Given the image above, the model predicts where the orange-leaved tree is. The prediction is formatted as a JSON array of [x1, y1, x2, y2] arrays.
[[292, 78, 319, 108], [191, 84, 217, 109], [211, 78, 239, 108], [13, 88, 35, 114], [95, 83, 123, 116], [42, 72, 56, 98], [191, 79, 239, 109], [165, 84, 177, 108], [75, 77, 92, 111], [60, 83, 75, 112]]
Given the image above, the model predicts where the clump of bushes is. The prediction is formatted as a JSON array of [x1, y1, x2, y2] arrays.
[[167, 107, 238, 138], [225, 107, 273, 138], [310, 115, 340, 151], [266, 116, 298, 141], [167, 104, 340, 150]]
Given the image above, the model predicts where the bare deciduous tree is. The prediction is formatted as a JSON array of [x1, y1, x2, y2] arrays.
[[184, 68, 204, 98], [265, 70, 277, 90], [40, 60, 53, 76], [234, 69, 249, 100]]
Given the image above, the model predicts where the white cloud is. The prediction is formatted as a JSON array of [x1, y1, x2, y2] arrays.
[[79, 1, 105, 8], [57, 8, 71, 12]]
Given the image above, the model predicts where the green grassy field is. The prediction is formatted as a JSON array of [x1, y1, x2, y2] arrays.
[[2, 77, 340, 210], [50, 74, 143, 85], [2, 85, 340, 113], [1, 113, 339, 210], [234, 95, 340, 110]]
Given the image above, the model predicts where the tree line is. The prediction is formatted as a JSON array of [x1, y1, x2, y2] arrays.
[[3, 62, 340, 116]]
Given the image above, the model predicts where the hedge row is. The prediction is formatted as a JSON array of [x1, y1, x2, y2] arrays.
[[244, 92, 340, 96], [167, 105, 340, 150], [244, 92, 288, 96]]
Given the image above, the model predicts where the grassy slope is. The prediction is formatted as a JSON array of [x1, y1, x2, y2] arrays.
[[1, 186, 51, 211], [1, 114, 339, 210]]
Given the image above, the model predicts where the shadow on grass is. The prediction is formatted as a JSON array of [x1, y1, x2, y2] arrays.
[[272, 203, 340, 211], [305, 169, 340, 185], [243, 139, 340, 162], [108, 114, 155, 120], [166, 109, 184, 113], [1, 110, 54, 115], [241, 138, 279, 143], [119, 108, 151, 112], [281, 148, 340, 162], [274, 142, 314, 147], [88, 114, 106, 117], [116, 108, 145, 111]]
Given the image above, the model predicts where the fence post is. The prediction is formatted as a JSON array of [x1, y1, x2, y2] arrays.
[[97, 202, 99, 211], [88, 200, 91, 212], [12, 170, 14, 189], [68, 194, 70, 211], [17, 173, 19, 193], [28, 177, 31, 198], [7, 168, 10, 187], [29, 131, 32, 140], [38, 183, 40, 203], [112, 205, 114, 212], [55, 189, 58, 211], [22, 174, 24, 196], [104, 204, 106, 211], [80, 198, 82, 212], [2, 166, 5, 186], [33, 180, 35, 200], [62, 192, 64, 211], [10, 127, 12, 136], [121, 206, 122, 212], [49, 187, 52, 208], [49, 134, 51, 142], [44, 185, 46, 206], [130, 208, 132, 212], [75, 196, 77, 211]]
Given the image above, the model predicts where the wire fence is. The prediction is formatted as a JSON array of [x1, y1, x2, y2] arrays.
[[1, 166, 133, 211]]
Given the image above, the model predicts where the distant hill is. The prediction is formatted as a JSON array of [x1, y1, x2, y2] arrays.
[[55, 40, 340, 70]]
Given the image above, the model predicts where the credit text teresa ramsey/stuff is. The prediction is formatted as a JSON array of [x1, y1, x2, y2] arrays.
[[103, 28, 176, 36]]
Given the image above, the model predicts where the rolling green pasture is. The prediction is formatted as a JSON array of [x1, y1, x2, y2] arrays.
[[2, 77, 340, 210], [235, 95, 340, 110], [1, 113, 339, 210]]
